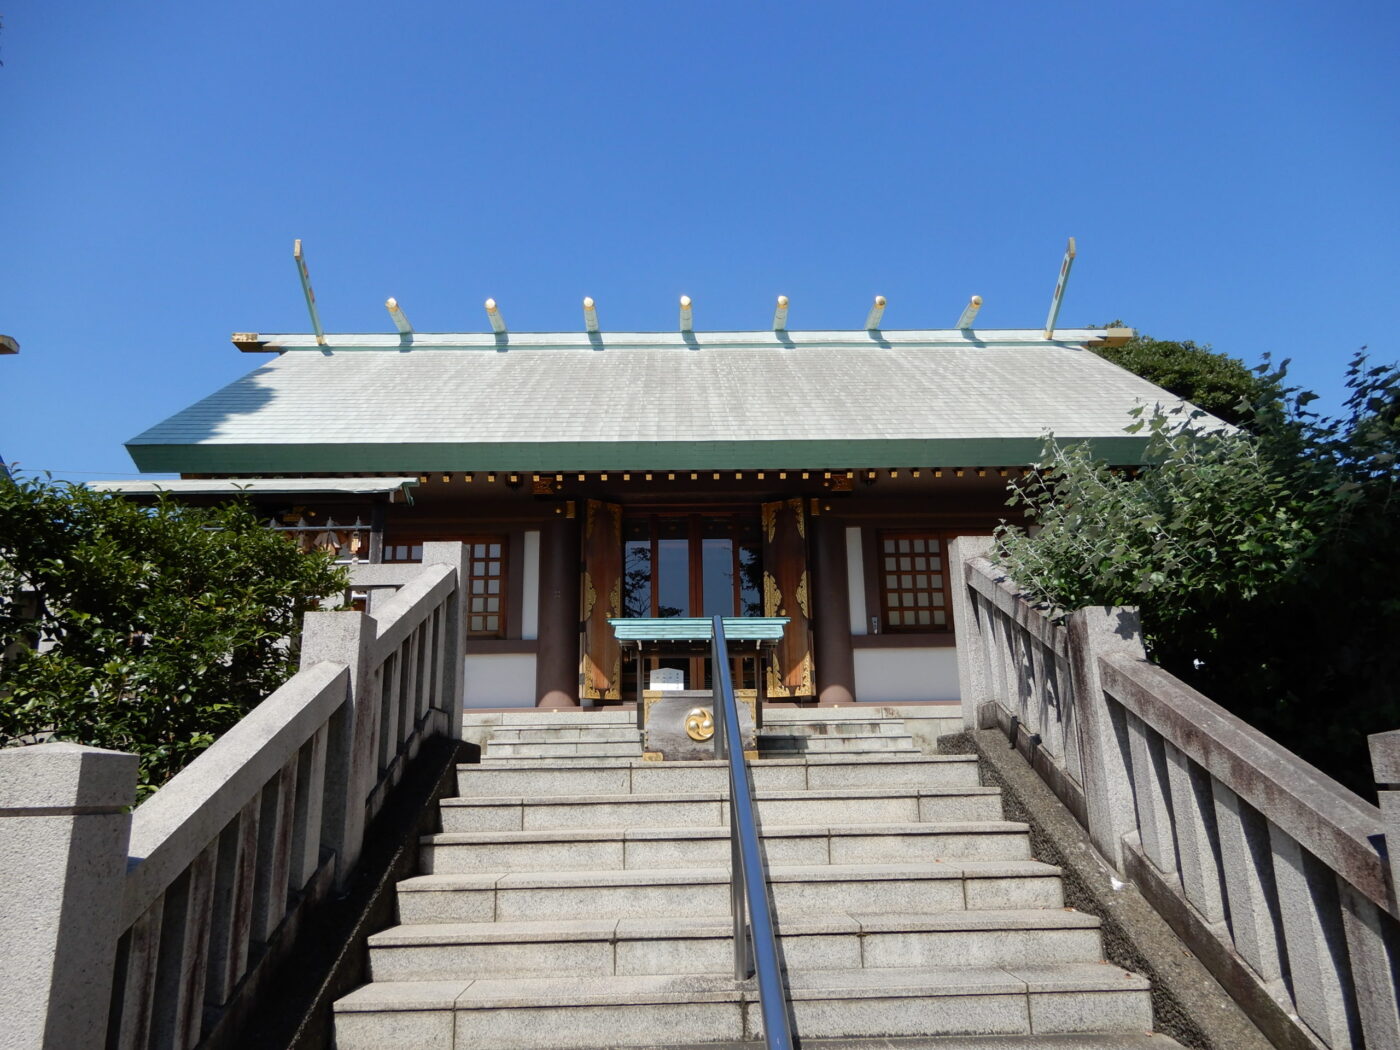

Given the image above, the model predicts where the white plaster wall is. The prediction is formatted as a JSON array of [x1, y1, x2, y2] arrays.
[[521, 530, 540, 640], [846, 527, 867, 635], [854, 647, 960, 702], [464, 653, 537, 708]]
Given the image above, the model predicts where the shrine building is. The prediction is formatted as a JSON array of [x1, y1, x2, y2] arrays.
[[95, 287, 1190, 712]]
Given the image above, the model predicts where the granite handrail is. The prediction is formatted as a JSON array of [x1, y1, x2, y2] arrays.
[[122, 660, 349, 929], [949, 536, 1400, 1050], [951, 546, 1084, 809], [5, 544, 472, 1050]]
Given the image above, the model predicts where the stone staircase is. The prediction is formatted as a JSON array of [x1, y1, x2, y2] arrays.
[[758, 712, 921, 756], [478, 709, 927, 764], [333, 710, 1183, 1049], [481, 722, 646, 763]]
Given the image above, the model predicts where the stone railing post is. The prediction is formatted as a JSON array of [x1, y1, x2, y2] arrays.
[[1367, 729, 1400, 909], [299, 610, 374, 890], [1066, 606, 1146, 871], [421, 541, 468, 738], [948, 536, 996, 730], [0, 742, 138, 1049]]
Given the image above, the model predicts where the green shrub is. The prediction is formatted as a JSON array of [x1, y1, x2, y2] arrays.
[[1091, 327, 1265, 427], [0, 477, 347, 798], [997, 353, 1400, 795]]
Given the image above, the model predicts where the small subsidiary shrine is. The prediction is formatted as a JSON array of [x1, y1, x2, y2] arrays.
[[98, 314, 1192, 711]]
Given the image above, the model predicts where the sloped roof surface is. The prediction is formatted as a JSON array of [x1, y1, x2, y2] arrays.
[[126, 329, 1192, 472]]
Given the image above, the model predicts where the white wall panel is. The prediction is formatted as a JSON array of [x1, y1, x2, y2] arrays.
[[854, 647, 960, 702], [464, 653, 537, 708]]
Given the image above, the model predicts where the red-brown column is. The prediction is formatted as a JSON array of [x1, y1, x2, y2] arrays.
[[812, 517, 857, 705], [535, 514, 581, 708]]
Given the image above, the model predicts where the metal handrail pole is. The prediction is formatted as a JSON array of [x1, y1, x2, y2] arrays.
[[730, 807, 748, 979], [635, 642, 645, 732], [712, 652, 747, 978], [712, 616, 793, 1050]]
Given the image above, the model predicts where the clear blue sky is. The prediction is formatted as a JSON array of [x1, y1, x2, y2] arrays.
[[2, 2, 1397, 481]]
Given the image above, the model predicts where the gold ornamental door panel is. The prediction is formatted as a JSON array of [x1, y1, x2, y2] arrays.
[[761, 498, 815, 698]]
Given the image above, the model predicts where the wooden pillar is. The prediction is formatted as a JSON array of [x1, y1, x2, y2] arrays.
[[535, 514, 580, 708], [812, 517, 856, 705]]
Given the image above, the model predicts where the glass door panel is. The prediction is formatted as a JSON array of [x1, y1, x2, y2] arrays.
[[701, 538, 735, 616], [735, 518, 763, 618], [619, 510, 763, 696], [622, 517, 652, 618]]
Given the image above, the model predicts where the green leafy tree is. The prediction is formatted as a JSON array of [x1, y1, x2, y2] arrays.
[[0, 476, 346, 797], [997, 352, 1400, 794], [1092, 326, 1265, 426]]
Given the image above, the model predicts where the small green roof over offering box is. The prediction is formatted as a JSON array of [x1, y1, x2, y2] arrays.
[[124, 327, 1196, 474]]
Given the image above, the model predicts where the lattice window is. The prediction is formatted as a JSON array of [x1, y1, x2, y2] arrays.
[[383, 543, 424, 563], [878, 532, 949, 631], [466, 538, 507, 637]]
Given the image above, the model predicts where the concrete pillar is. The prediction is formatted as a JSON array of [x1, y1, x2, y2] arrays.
[[535, 514, 581, 708], [422, 541, 469, 737], [0, 742, 138, 1049], [1269, 823, 1357, 1045], [1066, 605, 1145, 872], [299, 610, 374, 889], [1368, 729, 1400, 904], [948, 536, 995, 729], [1212, 782, 1287, 981], [812, 517, 856, 705], [1163, 738, 1227, 923]]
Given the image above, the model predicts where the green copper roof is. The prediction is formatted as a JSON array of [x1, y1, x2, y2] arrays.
[[126, 328, 1192, 473]]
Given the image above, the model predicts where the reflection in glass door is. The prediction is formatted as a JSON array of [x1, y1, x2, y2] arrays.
[[621, 511, 762, 692]]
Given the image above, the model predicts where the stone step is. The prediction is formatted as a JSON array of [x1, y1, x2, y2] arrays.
[[454, 754, 983, 798], [759, 733, 919, 753], [438, 785, 1005, 833], [488, 726, 644, 744], [367, 909, 1105, 982], [393, 861, 1065, 924], [333, 963, 1151, 1049], [486, 740, 644, 758], [421, 821, 1032, 873], [762, 719, 910, 736], [763, 708, 917, 722], [467, 710, 638, 726], [787, 1038, 1185, 1050], [478, 754, 644, 766]]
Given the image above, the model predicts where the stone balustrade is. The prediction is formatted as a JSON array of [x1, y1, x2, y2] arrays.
[[949, 537, 1400, 1050], [0, 543, 468, 1050]]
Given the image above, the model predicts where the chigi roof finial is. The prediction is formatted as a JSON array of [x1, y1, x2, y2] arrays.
[[292, 239, 327, 346]]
